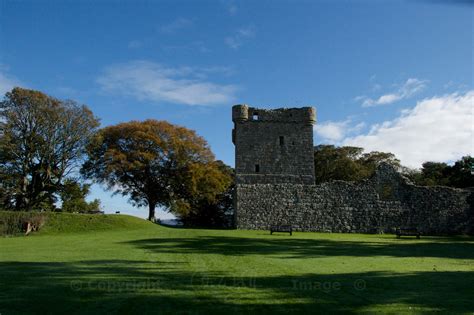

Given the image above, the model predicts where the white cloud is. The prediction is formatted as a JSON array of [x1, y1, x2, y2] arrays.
[[314, 120, 365, 143], [225, 26, 255, 49], [160, 18, 193, 34], [360, 78, 428, 107], [0, 68, 21, 97], [343, 91, 474, 168], [96, 60, 238, 106], [314, 120, 350, 142]]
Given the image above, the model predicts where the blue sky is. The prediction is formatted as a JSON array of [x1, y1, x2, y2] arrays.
[[1, 0, 472, 219]]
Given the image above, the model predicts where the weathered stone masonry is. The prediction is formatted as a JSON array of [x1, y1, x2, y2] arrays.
[[232, 105, 315, 185], [232, 105, 473, 235]]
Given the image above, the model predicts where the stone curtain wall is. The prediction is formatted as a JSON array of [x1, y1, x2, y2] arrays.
[[235, 164, 474, 235]]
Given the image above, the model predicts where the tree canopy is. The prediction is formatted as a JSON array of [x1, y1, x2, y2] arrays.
[[81, 120, 233, 221], [60, 179, 101, 213], [0, 87, 100, 210], [172, 160, 234, 227], [407, 156, 474, 188], [314, 145, 473, 189], [313, 145, 400, 184]]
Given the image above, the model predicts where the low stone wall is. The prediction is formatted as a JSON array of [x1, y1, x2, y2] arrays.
[[235, 164, 474, 235]]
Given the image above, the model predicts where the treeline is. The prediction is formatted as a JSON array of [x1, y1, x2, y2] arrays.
[[314, 145, 400, 184], [0, 88, 233, 226], [406, 158, 474, 188], [314, 145, 473, 189]]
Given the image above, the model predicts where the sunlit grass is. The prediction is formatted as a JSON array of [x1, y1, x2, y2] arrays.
[[0, 214, 473, 314]]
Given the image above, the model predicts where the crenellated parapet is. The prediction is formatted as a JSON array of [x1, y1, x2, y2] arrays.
[[232, 105, 316, 125]]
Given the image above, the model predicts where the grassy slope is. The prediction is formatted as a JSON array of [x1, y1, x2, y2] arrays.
[[0, 215, 473, 314], [40, 213, 153, 234], [0, 211, 152, 236]]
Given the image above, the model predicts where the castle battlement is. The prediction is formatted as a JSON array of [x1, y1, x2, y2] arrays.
[[232, 105, 316, 125]]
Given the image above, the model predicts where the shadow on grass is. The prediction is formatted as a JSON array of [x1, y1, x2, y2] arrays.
[[156, 222, 235, 231], [124, 235, 474, 260], [0, 259, 473, 314]]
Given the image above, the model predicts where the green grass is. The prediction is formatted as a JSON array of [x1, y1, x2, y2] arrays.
[[0, 214, 473, 314], [39, 212, 152, 234], [0, 211, 150, 236]]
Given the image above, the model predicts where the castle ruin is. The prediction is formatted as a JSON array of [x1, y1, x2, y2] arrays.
[[232, 104, 473, 235]]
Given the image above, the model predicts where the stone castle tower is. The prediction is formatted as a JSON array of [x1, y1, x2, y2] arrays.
[[232, 105, 316, 185]]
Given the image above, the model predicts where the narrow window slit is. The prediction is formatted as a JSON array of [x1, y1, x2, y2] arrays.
[[255, 164, 260, 173]]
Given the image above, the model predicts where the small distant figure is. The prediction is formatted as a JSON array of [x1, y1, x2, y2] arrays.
[[115, 211, 120, 214], [22, 217, 45, 236], [23, 222, 35, 236]]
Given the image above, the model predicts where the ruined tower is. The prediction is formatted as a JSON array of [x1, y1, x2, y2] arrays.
[[232, 105, 316, 184]]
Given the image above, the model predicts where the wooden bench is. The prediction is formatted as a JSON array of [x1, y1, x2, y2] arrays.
[[396, 228, 421, 239], [270, 225, 292, 236]]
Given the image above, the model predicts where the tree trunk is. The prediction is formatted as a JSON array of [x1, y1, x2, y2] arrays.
[[148, 203, 156, 221]]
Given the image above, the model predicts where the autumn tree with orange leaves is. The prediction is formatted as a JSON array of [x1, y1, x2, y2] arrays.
[[81, 120, 233, 222]]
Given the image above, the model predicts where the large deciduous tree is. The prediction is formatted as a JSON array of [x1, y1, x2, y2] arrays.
[[0, 87, 100, 210], [81, 120, 232, 221]]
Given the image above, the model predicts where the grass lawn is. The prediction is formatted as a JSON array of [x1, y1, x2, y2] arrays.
[[0, 214, 473, 314]]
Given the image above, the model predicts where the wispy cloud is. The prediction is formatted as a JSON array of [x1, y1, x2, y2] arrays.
[[221, 0, 238, 15], [225, 26, 255, 49], [358, 78, 428, 107], [160, 18, 193, 34], [96, 60, 238, 106], [369, 74, 381, 91], [228, 4, 237, 15], [343, 90, 473, 168], [162, 41, 210, 54], [443, 80, 469, 91], [0, 66, 22, 97]]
